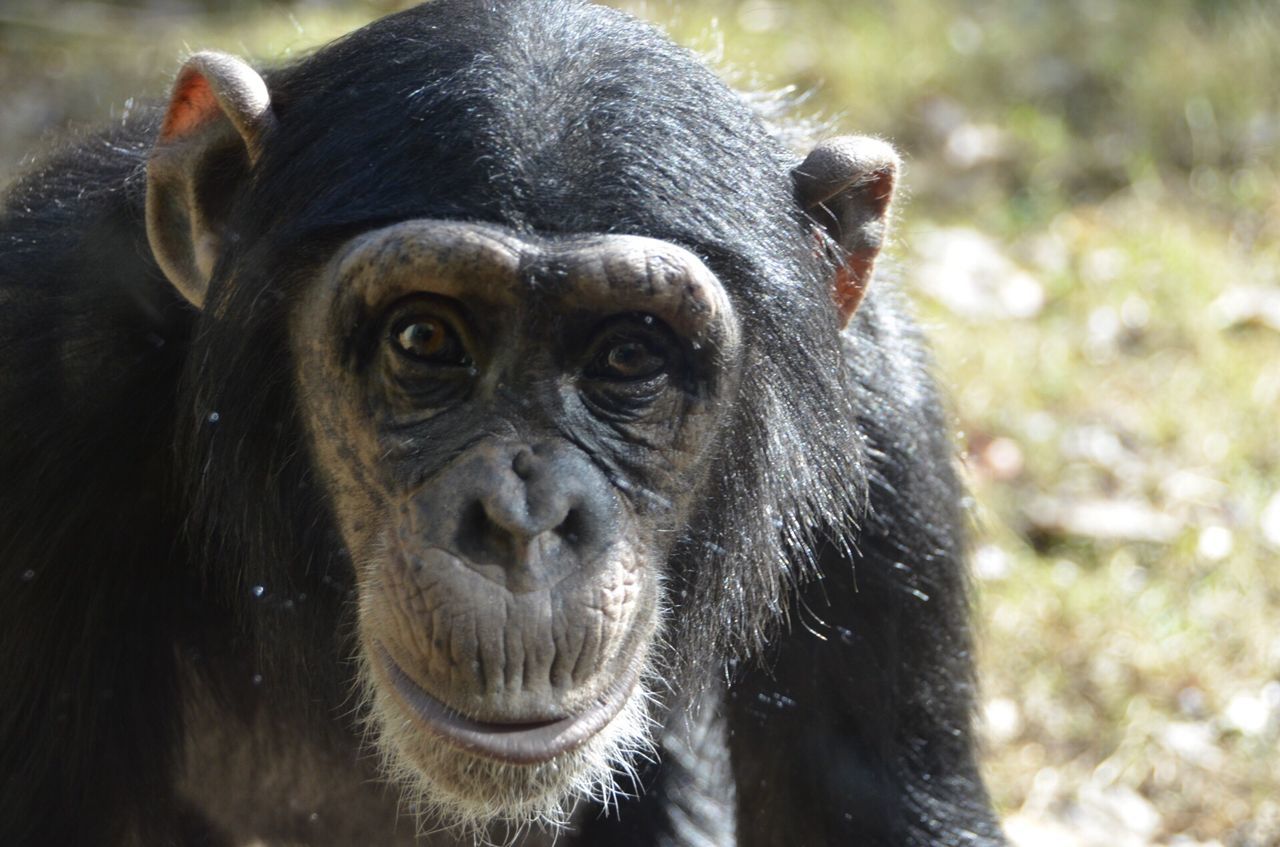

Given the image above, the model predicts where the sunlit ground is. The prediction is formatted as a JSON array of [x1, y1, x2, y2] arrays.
[[2, 1, 1278, 844]]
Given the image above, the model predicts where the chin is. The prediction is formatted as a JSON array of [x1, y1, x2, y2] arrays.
[[359, 648, 659, 839]]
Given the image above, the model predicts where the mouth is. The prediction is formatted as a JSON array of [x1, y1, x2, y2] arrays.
[[375, 644, 641, 765]]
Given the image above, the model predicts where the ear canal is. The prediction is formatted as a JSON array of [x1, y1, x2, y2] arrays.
[[793, 136, 900, 327], [146, 51, 275, 309]]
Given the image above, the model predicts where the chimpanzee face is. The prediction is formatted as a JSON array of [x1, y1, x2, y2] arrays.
[[289, 219, 742, 823]]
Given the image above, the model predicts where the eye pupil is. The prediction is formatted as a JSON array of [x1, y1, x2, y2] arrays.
[[609, 343, 646, 373]]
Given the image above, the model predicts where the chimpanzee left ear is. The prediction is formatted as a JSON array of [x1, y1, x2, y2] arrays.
[[146, 52, 276, 309], [793, 136, 900, 327]]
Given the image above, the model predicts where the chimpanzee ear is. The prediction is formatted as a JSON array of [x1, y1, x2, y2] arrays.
[[793, 136, 900, 327], [146, 52, 275, 309]]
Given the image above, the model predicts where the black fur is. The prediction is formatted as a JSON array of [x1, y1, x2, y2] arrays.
[[0, 1, 1004, 844]]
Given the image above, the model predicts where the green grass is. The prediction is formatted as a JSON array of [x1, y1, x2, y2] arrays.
[[3, 0, 1278, 841]]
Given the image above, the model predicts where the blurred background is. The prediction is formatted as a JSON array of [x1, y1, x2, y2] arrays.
[[2, 1, 1277, 844]]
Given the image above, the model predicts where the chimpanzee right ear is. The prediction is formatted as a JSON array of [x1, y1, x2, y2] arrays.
[[146, 52, 275, 309]]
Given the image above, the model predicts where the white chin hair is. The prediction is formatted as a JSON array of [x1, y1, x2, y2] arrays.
[[358, 662, 659, 845]]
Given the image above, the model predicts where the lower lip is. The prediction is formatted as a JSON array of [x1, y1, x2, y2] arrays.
[[375, 644, 641, 765]]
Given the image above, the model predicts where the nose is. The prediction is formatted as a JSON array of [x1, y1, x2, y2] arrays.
[[471, 446, 578, 543], [433, 441, 621, 592]]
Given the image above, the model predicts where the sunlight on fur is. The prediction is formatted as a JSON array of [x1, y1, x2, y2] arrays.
[[356, 654, 661, 846]]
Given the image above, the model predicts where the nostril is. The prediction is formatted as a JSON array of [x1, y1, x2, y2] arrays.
[[555, 507, 587, 549], [460, 500, 489, 537], [455, 500, 513, 564]]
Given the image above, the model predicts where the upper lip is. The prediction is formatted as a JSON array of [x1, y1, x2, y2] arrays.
[[375, 643, 641, 764]]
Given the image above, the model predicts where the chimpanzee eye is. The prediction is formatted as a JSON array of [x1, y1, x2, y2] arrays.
[[390, 315, 470, 367], [586, 335, 667, 382], [600, 340, 665, 380]]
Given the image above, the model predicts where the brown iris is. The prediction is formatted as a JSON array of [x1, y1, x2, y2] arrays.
[[392, 316, 468, 366], [586, 335, 665, 381], [599, 340, 664, 380]]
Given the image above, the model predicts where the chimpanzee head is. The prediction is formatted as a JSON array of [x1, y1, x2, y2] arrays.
[[144, 0, 897, 832]]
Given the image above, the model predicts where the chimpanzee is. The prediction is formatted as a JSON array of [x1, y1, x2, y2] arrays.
[[0, 1, 1006, 845]]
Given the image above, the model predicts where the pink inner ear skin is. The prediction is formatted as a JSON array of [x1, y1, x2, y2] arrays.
[[159, 71, 220, 143], [834, 255, 872, 325]]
